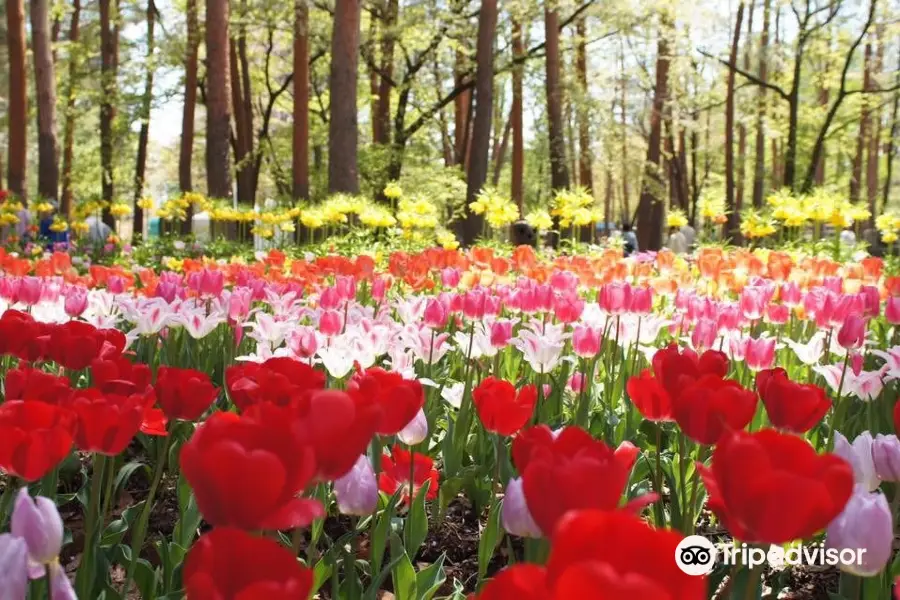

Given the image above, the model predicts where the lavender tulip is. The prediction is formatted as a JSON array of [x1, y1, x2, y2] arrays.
[[11, 487, 64, 569], [334, 455, 379, 516], [0, 533, 28, 599], [826, 487, 893, 576], [397, 409, 428, 446], [501, 478, 541, 539], [872, 434, 900, 482], [834, 431, 880, 492]]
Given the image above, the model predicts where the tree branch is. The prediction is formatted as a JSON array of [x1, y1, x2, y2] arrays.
[[698, 48, 791, 101]]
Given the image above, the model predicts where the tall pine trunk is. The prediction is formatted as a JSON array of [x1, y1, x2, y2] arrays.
[[850, 43, 873, 202], [511, 19, 524, 213], [230, 39, 252, 204], [751, 0, 769, 207], [99, 0, 118, 226], [179, 0, 198, 233], [328, 0, 361, 193], [374, 0, 396, 146], [576, 17, 592, 192], [866, 28, 884, 218], [883, 42, 900, 213], [619, 41, 629, 221], [454, 48, 471, 167], [544, 6, 569, 196], [293, 0, 310, 200], [636, 17, 670, 250], [6, 0, 27, 199], [133, 0, 155, 240], [736, 1, 752, 212], [60, 0, 81, 217], [458, 0, 497, 245], [205, 0, 233, 200], [31, 0, 59, 201], [725, 2, 745, 243]]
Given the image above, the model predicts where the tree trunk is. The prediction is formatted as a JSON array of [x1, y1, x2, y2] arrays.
[[454, 48, 471, 167], [31, 0, 59, 202], [132, 0, 155, 241], [375, 0, 396, 146], [230, 40, 251, 204], [179, 0, 198, 233], [60, 0, 81, 217], [851, 42, 873, 202], [293, 0, 310, 200], [725, 3, 745, 243], [238, 8, 254, 200], [814, 84, 828, 185], [576, 17, 592, 192], [751, 0, 769, 207], [882, 42, 900, 213], [368, 18, 378, 143], [736, 1, 753, 212], [491, 111, 511, 186], [328, 0, 361, 194], [6, 0, 27, 199], [99, 0, 118, 226], [867, 28, 884, 217], [511, 19, 524, 213], [458, 0, 497, 245], [205, 0, 233, 200], [619, 41, 629, 222], [635, 17, 670, 251], [544, 6, 569, 196]]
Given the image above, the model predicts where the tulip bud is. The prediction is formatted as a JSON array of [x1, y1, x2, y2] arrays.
[[423, 298, 449, 329], [318, 287, 342, 310], [11, 487, 63, 565], [691, 318, 718, 352], [501, 478, 541, 538], [489, 320, 514, 348], [834, 431, 880, 492], [107, 276, 127, 295], [63, 288, 88, 318], [837, 315, 867, 350], [630, 287, 653, 314], [440, 268, 461, 288], [552, 293, 584, 324], [872, 434, 900, 482], [319, 310, 343, 336], [598, 282, 632, 315], [572, 325, 602, 357], [826, 487, 893, 576], [886, 296, 900, 325], [745, 337, 776, 372], [397, 409, 428, 446], [860, 286, 881, 319], [334, 455, 378, 516], [567, 372, 585, 393], [18, 277, 42, 306], [780, 281, 802, 307], [155, 281, 178, 303], [371, 277, 388, 301]]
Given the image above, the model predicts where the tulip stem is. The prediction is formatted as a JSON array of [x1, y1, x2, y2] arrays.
[[124, 432, 171, 596], [76, 453, 107, 599], [406, 443, 416, 554], [653, 426, 665, 529], [829, 353, 852, 451]]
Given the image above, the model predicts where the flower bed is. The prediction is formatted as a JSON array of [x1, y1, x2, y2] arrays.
[[0, 244, 897, 599]]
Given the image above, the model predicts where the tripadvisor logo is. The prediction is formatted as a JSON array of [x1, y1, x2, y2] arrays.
[[675, 535, 867, 576]]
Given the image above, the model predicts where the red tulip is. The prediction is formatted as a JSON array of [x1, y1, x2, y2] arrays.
[[0, 400, 75, 481], [180, 411, 323, 530], [91, 356, 152, 396], [155, 366, 219, 422], [225, 357, 325, 412], [67, 388, 152, 455], [475, 510, 706, 599], [513, 426, 633, 537], [48, 321, 125, 370], [378, 446, 439, 506], [248, 389, 382, 481], [671, 375, 758, 445], [184, 528, 313, 600], [140, 405, 168, 436], [472, 377, 537, 436], [626, 369, 673, 421], [699, 429, 854, 544], [348, 368, 424, 436], [756, 368, 831, 433], [651, 343, 727, 399], [3, 367, 71, 404], [0, 310, 51, 362]]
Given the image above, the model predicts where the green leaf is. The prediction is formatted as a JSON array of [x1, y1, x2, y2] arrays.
[[114, 461, 149, 501], [477, 498, 503, 582], [312, 556, 334, 594], [390, 534, 417, 600], [406, 479, 431, 559], [133, 557, 159, 600], [372, 489, 402, 579], [101, 501, 144, 547], [416, 554, 446, 600]]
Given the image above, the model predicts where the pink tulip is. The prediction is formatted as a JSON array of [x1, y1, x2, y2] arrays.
[[63, 288, 88, 318], [552, 292, 584, 323], [318, 287, 341, 310], [823, 276, 843, 294], [288, 326, 320, 358], [490, 320, 515, 348], [549, 270, 578, 292], [716, 304, 743, 333], [630, 287, 653, 314], [598, 282, 632, 315], [501, 477, 541, 538], [228, 288, 252, 322], [334, 455, 378, 516], [691, 318, 718, 352], [106, 275, 126, 295], [195, 269, 224, 297], [423, 298, 449, 328], [887, 296, 900, 325], [572, 325, 602, 357], [440, 267, 461, 288], [534, 285, 554, 313], [463, 289, 487, 319], [371, 276, 388, 301], [739, 286, 768, 321], [860, 286, 881, 318], [838, 315, 867, 350], [335, 276, 357, 302], [319, 309, 344, 336], [765, 303, 790, 325], [155, 281, 178, 303], [781, 281, 802, 307], [0, 277, 20, 302], [745, 337, 776, 371], [850, 351, 864, 376], [18, 277, 42, 306], [568, 372, 585, 393]]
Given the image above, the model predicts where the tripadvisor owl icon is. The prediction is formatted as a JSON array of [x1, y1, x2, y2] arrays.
[[675, 535, 718, 576]]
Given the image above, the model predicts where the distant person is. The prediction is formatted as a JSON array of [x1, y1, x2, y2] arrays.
[[863, 228, 884, 257], [85, 214, 113, 245], [680, 223, 696, 249], [840, 228, 857, 247], [510, 220, 537, 247], [666, 226, 688, 254], [621, 222, 638, 256], [38, 202, 69, 248]]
